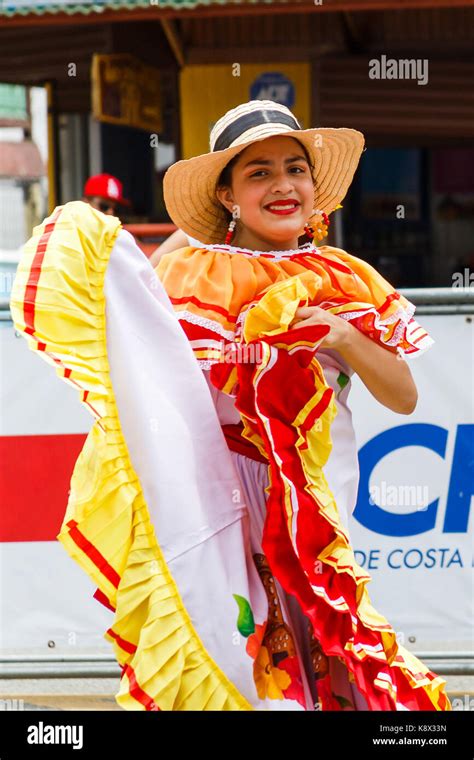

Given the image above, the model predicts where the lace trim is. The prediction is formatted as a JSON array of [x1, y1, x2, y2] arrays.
[[337, 301, 417, 346], [200, 242, 318, 260], [235, 301, 260, 340], [177, 310, 236, 341], [338, 299, 435, 356]]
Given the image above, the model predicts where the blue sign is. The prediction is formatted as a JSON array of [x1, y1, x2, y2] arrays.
[[355, 424, 473, 537], [250, 72, 295, 109]]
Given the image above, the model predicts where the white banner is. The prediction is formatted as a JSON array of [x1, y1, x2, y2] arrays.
[[0, 311, 472, 655], [348, 313, 473, 652]]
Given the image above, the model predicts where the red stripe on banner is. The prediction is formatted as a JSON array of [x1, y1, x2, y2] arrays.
[[66, 519, 121, 588], [23, 209, 62, 335], [0, 433, 86, 542], [122, 664, 160, 711]]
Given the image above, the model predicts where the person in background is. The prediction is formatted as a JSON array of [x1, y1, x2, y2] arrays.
[[82, 173, 131, 218]]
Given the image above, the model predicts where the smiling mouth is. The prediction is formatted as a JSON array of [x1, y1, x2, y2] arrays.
[[264, 202, 301, 215]]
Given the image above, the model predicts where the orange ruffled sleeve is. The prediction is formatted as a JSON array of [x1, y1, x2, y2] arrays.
[[314, 246, 434, 359]]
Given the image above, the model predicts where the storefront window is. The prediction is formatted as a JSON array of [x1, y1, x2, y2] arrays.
[[342, 146, 474, 288], [342, 147, 429, 288]]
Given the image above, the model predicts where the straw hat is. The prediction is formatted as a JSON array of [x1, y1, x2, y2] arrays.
[[163, 100, 365, 246]]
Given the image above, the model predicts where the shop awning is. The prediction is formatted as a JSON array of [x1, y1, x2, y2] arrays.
[[1, 0, 289, 18], [1, 0, 468, 20], [0, 141, 45, 179]]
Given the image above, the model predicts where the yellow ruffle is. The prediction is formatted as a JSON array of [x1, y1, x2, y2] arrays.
[[9, 201, 253, 711]]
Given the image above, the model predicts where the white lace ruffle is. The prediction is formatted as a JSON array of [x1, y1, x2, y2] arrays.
[[337, 301, 416, 344], [199, 242, 319, 260], [337, 299, 434, 356]]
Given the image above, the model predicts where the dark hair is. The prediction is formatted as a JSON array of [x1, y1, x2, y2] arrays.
[[216, 153, 240, 192]]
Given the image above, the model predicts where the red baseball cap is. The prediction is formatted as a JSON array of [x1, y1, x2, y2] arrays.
[[83, 173, 131, 206]]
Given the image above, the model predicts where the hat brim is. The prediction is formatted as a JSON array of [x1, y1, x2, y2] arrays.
[[163, 125, 365, 246]]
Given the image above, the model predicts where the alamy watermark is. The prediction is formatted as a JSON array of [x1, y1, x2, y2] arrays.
[[27, 721, 83, 749], [218, 340, 263, 364], [0, 698, 24, 710], [451, 694, 474, 711], [369, 481, 430, 510], [369, 55, 429, 86], [452, 268, 474, 288]]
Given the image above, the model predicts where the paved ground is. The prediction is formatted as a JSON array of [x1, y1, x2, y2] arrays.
[[0, 675, 472, 710]]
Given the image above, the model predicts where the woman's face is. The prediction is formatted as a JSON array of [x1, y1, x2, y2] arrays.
[[216, 135, 315, 251]]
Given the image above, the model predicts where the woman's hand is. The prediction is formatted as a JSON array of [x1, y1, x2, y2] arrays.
[[289, 306, 351, 351], [289, 304, 418, 415]]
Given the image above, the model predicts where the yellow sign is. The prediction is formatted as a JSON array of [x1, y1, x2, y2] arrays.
[[91, 54, 162, 133], [180, 63, 310, 159]]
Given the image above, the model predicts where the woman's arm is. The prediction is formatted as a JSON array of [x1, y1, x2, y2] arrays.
[[289, 305, 418, 415], [149, 228, 190, 268], [336, 320, 418, 415]]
